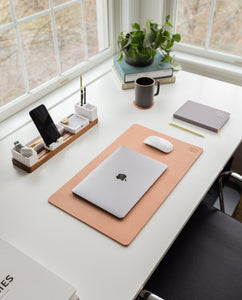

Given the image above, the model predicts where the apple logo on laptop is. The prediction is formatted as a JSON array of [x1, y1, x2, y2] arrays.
[[116, 173, 127, 181]]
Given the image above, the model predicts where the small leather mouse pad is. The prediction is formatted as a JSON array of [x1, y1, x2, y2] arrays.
[[48, 124, 203, 246]]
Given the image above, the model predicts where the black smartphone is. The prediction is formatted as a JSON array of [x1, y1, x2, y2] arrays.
[[29, 104, 61, 147]]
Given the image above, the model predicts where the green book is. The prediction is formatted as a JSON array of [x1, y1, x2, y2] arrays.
[[113, 52, 173, 83]]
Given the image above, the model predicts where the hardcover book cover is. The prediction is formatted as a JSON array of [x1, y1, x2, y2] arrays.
[[173, 100, 230, 132], [112, 66, 176, 90], [113, 52, 173, 83], [0, 239, 78, 300]]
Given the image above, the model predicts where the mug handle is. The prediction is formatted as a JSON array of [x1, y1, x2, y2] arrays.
[[154, 80, 160, 96]]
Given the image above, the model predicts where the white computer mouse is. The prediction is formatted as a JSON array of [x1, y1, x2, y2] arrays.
[[144, 136, 174, 153]]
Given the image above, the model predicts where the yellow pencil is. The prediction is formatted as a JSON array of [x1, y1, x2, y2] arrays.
[[28, 138, 43, 148], [169, 122, 205, 138]]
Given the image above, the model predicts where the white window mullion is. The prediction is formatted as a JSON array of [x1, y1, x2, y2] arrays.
[[163, 0, 178, 28], [15, 9, 50, 25], [53, 0, 81, 12], [107, 0, 117, 52], [0, 0, 80, 32], [9, 0, 30, 93], [49, 0, 62, 75], [96, 0, 109, 51], [205, 0, 216, 49], [81, 0, 89, 60], [9, 0, 81, 27], [1, 0, 114, 122], [0, 22, 14, 32]]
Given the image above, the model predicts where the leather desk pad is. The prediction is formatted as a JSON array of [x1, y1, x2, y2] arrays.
[[48, 124, 203, 246]]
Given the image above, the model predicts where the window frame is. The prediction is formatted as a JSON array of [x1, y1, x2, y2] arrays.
[[0, 0, 118, 122]]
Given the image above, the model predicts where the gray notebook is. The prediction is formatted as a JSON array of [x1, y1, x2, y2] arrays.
[[72, 146, 167, 219], [173, 100, 230, 132]]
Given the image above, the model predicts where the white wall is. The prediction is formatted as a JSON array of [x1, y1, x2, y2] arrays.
[[121, 0, 163, 33], [139, 0, 163, 26]]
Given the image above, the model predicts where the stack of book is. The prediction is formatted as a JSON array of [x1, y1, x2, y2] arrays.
[[0, 239, 79, 300], [112, 51, 175, 90]]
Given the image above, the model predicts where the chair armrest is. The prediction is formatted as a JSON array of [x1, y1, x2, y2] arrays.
[[219, 171, 242, 212], [231, 172, 242, 182], [139, 289, 164, 300]]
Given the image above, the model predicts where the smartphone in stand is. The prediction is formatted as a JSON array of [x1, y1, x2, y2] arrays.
[[29, 104, 61, 147]]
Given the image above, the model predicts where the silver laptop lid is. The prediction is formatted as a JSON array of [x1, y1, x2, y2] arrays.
[[72, 146, 167, 219]]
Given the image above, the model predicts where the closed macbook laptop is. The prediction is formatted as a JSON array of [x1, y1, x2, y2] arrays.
[[72, 146, 167, 219]]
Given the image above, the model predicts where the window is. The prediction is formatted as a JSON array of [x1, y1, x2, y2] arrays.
[[0, 0, 113, 119], [175, 0, 242, 58], [161, 0, 241, 85]]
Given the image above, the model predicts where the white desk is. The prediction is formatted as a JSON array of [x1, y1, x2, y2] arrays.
[[1, 70, 241, 300]]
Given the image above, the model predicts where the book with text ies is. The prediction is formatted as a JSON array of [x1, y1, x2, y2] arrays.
[[113, 52, 173, 83], [0, 239, 78, 300], [173, 100, 230, 132]]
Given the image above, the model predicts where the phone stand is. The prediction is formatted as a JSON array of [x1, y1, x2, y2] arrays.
[[44, 137, 64, 151]]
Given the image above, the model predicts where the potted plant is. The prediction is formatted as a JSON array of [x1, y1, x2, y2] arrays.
[[117, 16, 181, 67]]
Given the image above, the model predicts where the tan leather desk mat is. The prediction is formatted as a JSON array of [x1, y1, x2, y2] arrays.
[[49, 124, 203, 246]]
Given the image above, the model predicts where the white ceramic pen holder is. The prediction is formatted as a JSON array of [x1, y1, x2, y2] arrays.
[[74, 103, 97, 122]]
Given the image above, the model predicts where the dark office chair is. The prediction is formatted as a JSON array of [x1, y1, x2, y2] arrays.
[[138, 172, 242, 300], [203, 170, 241, 216]]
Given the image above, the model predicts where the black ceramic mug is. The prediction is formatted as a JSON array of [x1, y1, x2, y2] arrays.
[[134, 77, 160, 108]]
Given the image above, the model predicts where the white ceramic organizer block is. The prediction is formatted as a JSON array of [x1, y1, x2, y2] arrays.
[[11, 147, 38, 167], [74, 103, 97, 122], [59, 113, 89, 134]]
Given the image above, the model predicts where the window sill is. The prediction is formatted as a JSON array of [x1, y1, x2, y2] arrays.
[[174, 51, 242, 86]]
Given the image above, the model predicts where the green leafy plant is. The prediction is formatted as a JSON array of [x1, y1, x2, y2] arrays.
[[117, 16, 181, 65]]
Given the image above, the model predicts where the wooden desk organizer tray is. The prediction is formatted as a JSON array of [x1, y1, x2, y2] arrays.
[[49, 124, 203, 246], [12, 117, 98, 173]]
